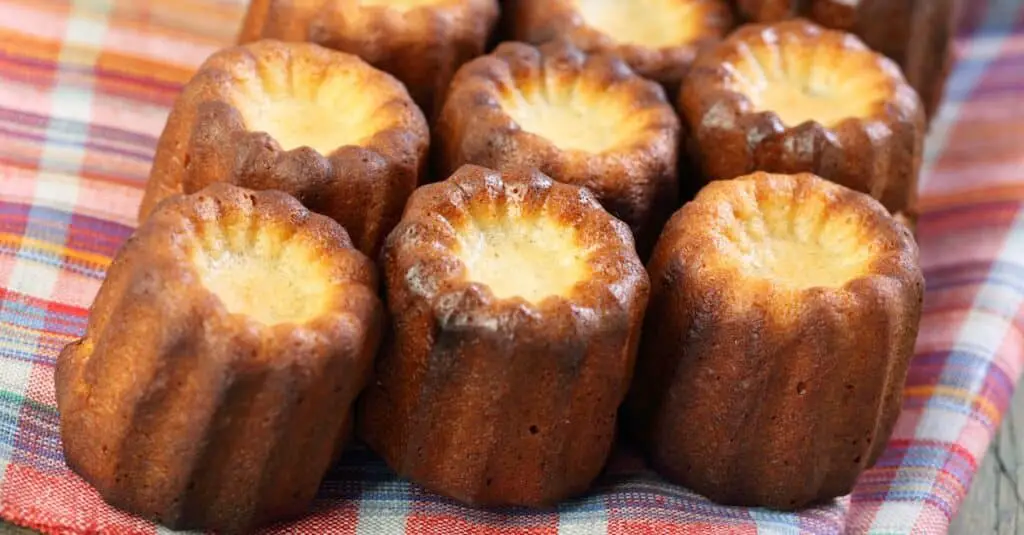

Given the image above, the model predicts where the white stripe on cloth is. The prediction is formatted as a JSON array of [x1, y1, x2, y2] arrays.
[[0, 0, 110, 487], [868, 2, 1022, 530]]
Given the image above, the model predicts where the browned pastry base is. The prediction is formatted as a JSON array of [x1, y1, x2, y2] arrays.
[[57, 183, 382, 532], [359, 164, 649, 508], [626, 172, 924, 510]]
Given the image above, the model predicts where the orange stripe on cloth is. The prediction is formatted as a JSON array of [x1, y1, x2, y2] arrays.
[[95, 50, 197, 91], [0, 28, 62, 64], [920, 184, 1024, 210], [0, 26, 192, 95], [0, 233, 112, 268], [109, 0, 246, 43], [903, 385, 1003, 428]]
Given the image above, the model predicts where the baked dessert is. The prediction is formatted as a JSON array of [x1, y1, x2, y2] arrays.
[[238, 0, 500, 120], [56, 184, 383, 532], [625, 171, 923, 510], [139, 39, 429, 258], [436, 40, 681, 256], [510, 0, 734, 89], [359, 164, 650, 507], [733, 0, 796, 21], [732, 0, 961, 117], [679, 19, 925, 223]]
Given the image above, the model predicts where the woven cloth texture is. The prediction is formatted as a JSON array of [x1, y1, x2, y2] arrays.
[[0, 0, 1022, 533]]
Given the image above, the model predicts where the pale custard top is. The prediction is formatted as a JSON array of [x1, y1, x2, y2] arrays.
[[456, 212, 590, 303]]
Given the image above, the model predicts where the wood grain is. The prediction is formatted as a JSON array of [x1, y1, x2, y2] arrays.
[[951, 377, 1024, 534]]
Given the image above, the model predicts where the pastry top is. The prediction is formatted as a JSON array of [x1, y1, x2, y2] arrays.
[[437, 40, 680, 255], [201, 39, 422, 157], [652, 171, 920, 296], [443, 40, 678, 155], [118, 183, 379, 336], [439, 39, 679, 192], [238, 0, 500, 117], [384, 164, 648, 315], [512, 0, 734, 85], [138, 39, 428, 221], [681, 19, 920, 129]]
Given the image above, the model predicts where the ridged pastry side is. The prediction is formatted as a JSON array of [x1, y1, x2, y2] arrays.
[[626, 172, 924, 510], [57, 184, 382, 532], [359, 164, 649, 508]]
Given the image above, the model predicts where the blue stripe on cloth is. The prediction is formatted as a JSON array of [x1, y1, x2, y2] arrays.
[[11, 396, 63, 473], [0, 245, 106, 279], [0, 300, 85, 333], [0, 391, 21, 471], [0, 344, 57, 366]]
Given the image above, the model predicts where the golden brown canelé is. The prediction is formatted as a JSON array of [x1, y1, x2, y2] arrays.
[[436, 40, 681, 256], [625, 172, 924, 510], [510, 0, 734, 89], [679, 19, 925, 223], [238, 0, 500, 120], [57, 184, 383, 532], [359, 164, 650, 507], [139, 39, 429, 258], [732, 0, 962, 118], [733, 0, 795, 21]]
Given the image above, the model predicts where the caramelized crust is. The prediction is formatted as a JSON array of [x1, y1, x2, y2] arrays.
[[510, 0, 734, 88], [734, 0, 797, 21], [359, 164, 649, 508], [679, 19, 925, 221], [437, 40, 681, 256], [238, 0, 500, 120], [626, 172, 923, 510], [733, 0, 961, 118], [57, 184, 382, 532], [139, 40, 429, 258]]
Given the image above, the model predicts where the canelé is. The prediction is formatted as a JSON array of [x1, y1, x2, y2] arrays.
[[436, 40, 680, 255], [625, 171, 924, 509], [139, 40, 429, 257], [359, 165, 650, 507], [57, 184, 382, 531]]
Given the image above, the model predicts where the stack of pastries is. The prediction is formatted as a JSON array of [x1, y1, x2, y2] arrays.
[[56, 0, 945, 531]]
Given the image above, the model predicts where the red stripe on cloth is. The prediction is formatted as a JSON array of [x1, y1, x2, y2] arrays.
[[0, 465, 157, 535]]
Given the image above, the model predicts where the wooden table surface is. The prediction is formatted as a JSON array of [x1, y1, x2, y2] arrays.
[[951, 376, 1024, 534]]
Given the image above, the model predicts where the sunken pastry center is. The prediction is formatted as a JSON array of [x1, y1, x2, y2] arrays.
[[753, 79, 878, 128], [572, 0, 707, 47], [731, 46, 889, 127], [192, 224, 332, 325], [500, 85, 641, 153], [457, 214, 589, 303], [233, 61, 393, 155], [726, 195, 875, 289]]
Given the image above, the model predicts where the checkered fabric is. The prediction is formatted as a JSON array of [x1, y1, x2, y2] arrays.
[[0, 0, 1022, 533]]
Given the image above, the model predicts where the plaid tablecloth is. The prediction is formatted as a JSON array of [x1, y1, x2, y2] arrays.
[[0, 0, 1022, 533]]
